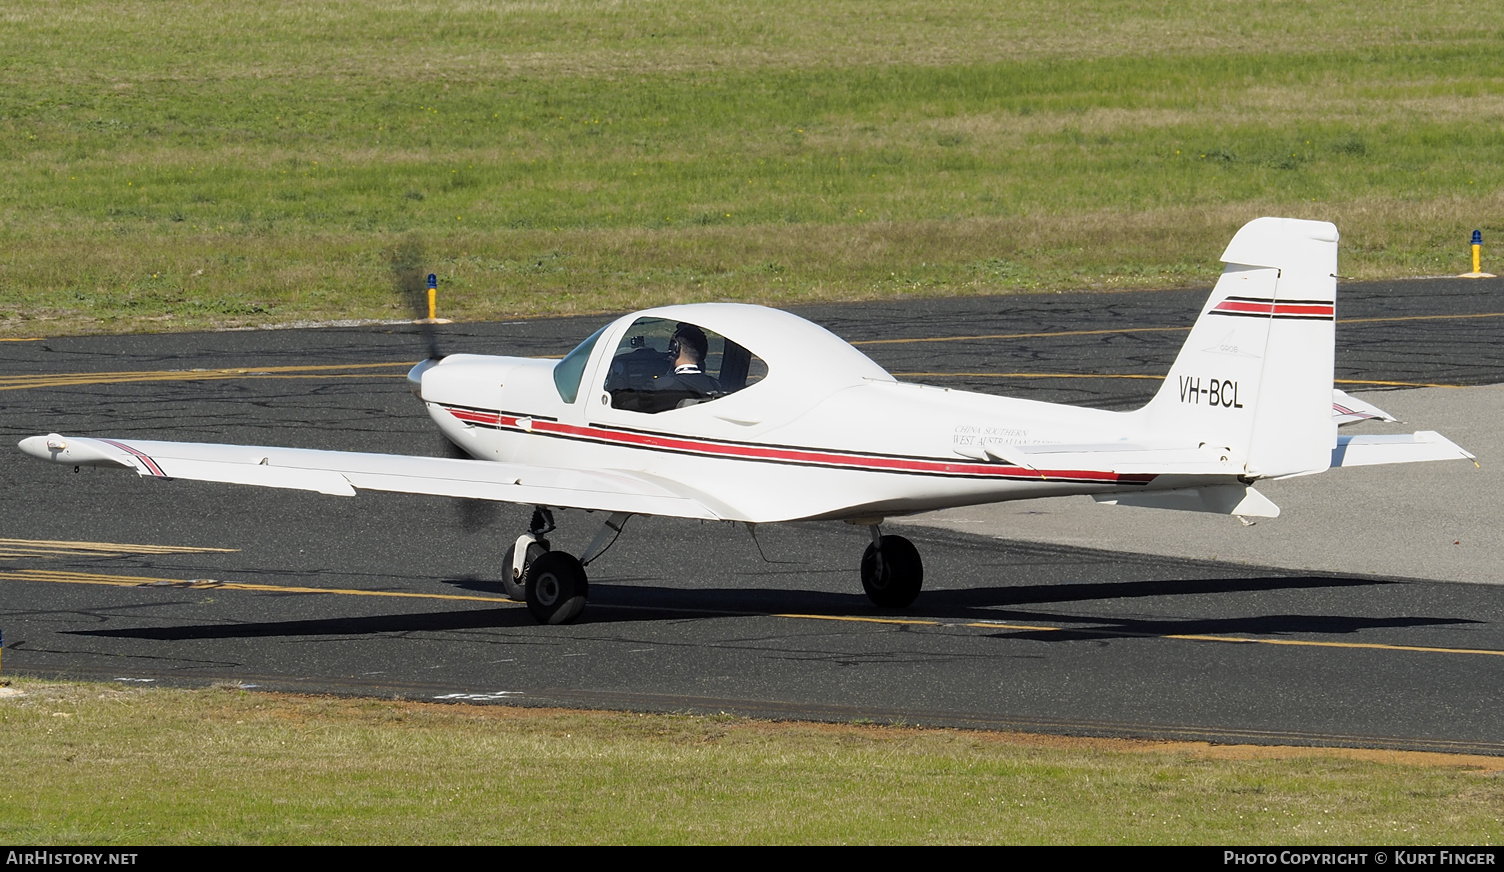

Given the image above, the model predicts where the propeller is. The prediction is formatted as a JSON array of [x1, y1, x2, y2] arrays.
[[390, 233, 442, 361], [395, 235, 446, 398], [390, 235, 498, 531], [446, 436, 501, 532]]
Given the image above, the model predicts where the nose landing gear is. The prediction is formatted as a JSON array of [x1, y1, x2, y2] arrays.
[[507, 508, 631, 624], [501, 507, 555, 601]]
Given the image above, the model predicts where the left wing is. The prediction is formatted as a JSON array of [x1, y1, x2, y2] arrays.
[[17, 434, 720, 520]]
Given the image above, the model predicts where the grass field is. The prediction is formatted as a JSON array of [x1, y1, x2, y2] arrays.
[[2, 680, 1502, 845], [1, 1, 1502, 333]]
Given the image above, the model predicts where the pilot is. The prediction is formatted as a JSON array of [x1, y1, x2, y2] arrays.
[[647, 323, 720, 406]]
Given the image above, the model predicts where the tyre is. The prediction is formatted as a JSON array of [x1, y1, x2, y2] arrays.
[[859, 534, 924, 608], [524, 550, 589, 625], [501, 537, 549, 601]]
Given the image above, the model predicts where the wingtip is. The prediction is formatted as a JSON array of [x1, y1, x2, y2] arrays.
[[17, 433, 63, 460]]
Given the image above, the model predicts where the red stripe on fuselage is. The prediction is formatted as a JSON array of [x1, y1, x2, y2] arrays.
[[447, 408, 498, 426], [441, 404, 1151, 486]]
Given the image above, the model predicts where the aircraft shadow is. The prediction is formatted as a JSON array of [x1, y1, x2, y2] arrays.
[[915, 574, 1390, 611], [65, 574, 1461, 641], [970, 611, 1479, 643], [69, 607, 534, 641], [573, 572, 1394, 621]]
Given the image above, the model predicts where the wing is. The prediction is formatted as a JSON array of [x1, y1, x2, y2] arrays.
[[17, 434, 720, 520]]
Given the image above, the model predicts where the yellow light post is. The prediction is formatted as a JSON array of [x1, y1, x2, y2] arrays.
[[1459, 229, 1496, 278], [414, 273, 454, 324]]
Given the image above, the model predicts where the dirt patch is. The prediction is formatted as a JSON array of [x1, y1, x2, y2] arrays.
[[351, 692, 1504, 772]]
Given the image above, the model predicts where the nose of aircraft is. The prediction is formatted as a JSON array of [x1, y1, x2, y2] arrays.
[[406, 358, 440, 399]]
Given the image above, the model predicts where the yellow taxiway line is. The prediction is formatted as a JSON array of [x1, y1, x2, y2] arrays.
[[780, 612, 1504, 659], [0, 362, 411, 392], [853, 326, 1189, 346], [0, 537, 238, 559], [3, 310, 1500, 392], [4, 567, 1499, 659], [1339, 311, 1504, 326], [2, 363, 1475, 392], [851, 311, 1504, 347], [1334, 378, 1471, 389], [0, 569, 515, 605]]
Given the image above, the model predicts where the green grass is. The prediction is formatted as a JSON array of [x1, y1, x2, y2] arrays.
[[2, 680, 1501, 844], [2, 1, 1503, 333]]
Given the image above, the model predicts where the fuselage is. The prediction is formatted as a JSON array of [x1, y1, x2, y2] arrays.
[[413, 304, 1173, 523]]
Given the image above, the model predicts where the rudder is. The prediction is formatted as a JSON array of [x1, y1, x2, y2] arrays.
[[1140, 217, 1338, 479]]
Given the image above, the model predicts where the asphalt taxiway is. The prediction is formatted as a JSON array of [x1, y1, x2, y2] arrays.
[[1, 276, 1501, 753]]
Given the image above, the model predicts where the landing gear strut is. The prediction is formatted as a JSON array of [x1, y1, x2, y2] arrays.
[[501, 507, 555, 601], [511, 508, 630, 625], [860, 526, 924, 608]]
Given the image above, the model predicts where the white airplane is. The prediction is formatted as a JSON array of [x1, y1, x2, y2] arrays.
[[19, 217, 1474, 624]]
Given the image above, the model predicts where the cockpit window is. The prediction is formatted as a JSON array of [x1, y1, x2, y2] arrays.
[[552, 324, 609, 403], [603, 317, 767, 413]]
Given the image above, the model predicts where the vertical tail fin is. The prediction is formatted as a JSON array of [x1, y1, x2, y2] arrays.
[[1140, 217, 1338, 479]]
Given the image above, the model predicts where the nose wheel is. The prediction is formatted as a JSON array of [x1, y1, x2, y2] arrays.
[[860, 531, 923, 608], [507, 508, 630, 625], [524, 551, 589, 624]]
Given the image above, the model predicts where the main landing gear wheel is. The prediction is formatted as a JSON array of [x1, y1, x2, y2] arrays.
[[501, 537, 549, 601], [525, 551, 589, 625], [860, 534, 923, 608]]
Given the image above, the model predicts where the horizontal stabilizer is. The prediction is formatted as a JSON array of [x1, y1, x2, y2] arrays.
[[1331, 431, 1475, 468], [1094, 484, 1280, 517], [1332, 389, 1398, 426], [985, 441, 1244, 476]]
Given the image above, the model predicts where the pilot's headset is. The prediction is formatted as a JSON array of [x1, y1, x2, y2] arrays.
[[668, 323, 703, 362]]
